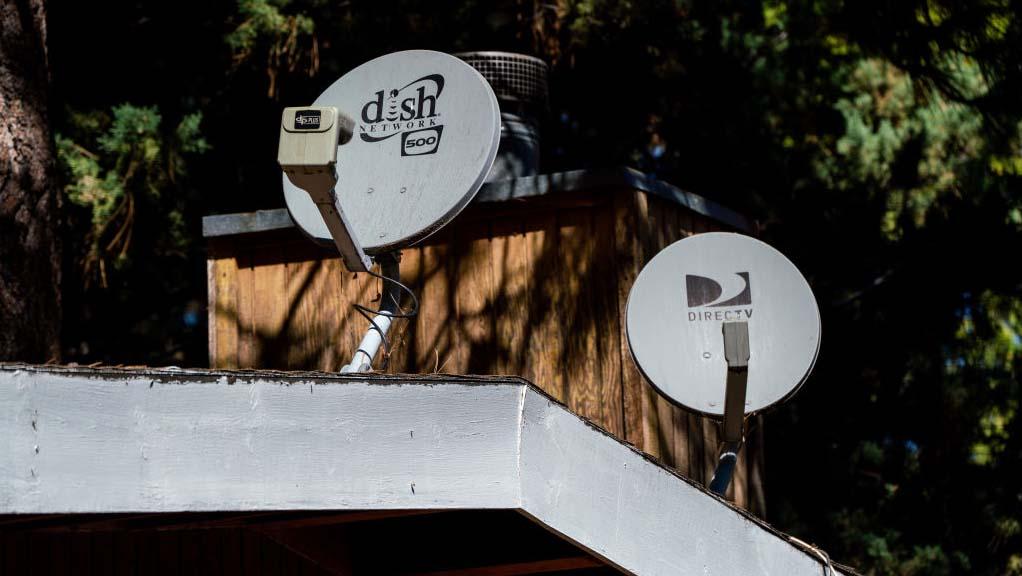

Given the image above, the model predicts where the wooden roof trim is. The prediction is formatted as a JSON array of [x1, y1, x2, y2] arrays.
[[200, 167, 753, 240], [0, 364, 847, 575]]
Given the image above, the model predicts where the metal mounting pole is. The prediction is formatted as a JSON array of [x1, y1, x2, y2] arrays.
[[709, 321, 749, 496], [341, 253, 402, 373]]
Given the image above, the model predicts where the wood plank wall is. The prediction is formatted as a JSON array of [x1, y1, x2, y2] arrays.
[[207, 190, 765, 513]]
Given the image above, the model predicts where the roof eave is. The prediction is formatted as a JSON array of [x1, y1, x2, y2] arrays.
[[0, 364, 845, 575]]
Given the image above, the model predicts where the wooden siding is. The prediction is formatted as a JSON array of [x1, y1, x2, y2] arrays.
[[206, 190, 763, 512]]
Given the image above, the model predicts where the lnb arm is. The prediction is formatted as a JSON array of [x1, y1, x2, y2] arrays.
[[278, 106, 371, 272]]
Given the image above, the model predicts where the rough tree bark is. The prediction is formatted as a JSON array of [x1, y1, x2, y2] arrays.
[[0, 0, 61, 362]]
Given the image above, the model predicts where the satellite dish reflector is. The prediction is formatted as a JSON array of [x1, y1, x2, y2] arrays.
[[626, 232, 821, 416], [283, 49, 501, 254]]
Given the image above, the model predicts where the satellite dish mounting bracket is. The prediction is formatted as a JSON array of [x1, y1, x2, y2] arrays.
[[341, 251, 408, 373], [709, 321, 750, 497]]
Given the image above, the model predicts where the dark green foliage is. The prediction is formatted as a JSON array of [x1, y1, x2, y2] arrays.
[[43, 0, 1022, 572], [56, 104, 208, 285]]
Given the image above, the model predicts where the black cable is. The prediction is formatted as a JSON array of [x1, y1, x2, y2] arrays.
[[350, 257, 419, 371]]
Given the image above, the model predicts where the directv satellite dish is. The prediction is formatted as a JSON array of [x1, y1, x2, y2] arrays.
[[626, 232, 821, 416], [626, 232, 821, 494], [283, 49, 501, 254]]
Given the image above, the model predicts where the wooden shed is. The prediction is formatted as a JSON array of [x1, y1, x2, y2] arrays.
[[203, 167, 766, 513]]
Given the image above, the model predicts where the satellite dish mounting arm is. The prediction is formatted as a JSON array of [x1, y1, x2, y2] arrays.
[[709, 321, 749, 496], [278, 106, 371, 272], [342, 252, 407, 373]]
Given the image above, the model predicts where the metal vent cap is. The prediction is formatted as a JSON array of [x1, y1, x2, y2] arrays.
[[456, 51, 548, 109]]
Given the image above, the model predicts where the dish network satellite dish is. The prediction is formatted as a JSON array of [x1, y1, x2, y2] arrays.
[[277, 50, 501, 372], [625, 232, 821, 495]]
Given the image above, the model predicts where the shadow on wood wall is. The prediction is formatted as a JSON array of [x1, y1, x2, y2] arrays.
[[207, 191, 766, 514]]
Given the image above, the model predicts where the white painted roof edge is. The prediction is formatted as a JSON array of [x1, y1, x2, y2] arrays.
[[0, 365, 848, 576], [517, 387, 847, 575]]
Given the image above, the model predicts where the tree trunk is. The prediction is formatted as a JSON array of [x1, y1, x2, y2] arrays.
[[0, 0, 61, 362]]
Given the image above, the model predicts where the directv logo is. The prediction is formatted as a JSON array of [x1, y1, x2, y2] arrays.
[[686, 272, 753, 322]]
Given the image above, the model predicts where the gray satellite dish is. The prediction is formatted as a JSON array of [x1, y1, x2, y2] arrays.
[[626, 232, 821, 417], [283, 49, 501, 254]]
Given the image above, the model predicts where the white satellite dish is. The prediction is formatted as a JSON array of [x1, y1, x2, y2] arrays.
[[283, 49, 501, 254], [277, 50, 501, 374], [626, 232, 821, 417]]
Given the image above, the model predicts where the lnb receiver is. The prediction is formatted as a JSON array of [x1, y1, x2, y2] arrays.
[[278, 106, 371, 272]]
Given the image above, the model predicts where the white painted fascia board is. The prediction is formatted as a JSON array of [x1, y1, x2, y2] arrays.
[[518, 387, 845, 576], [0, 368, 524, 513], [0, 366, 845, 576]]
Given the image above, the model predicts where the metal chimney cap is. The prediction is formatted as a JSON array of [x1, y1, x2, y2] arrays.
[[455, 51, 549, 108]]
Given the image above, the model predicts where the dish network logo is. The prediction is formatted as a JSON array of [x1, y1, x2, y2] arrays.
[[359, 74, 445, 156]]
